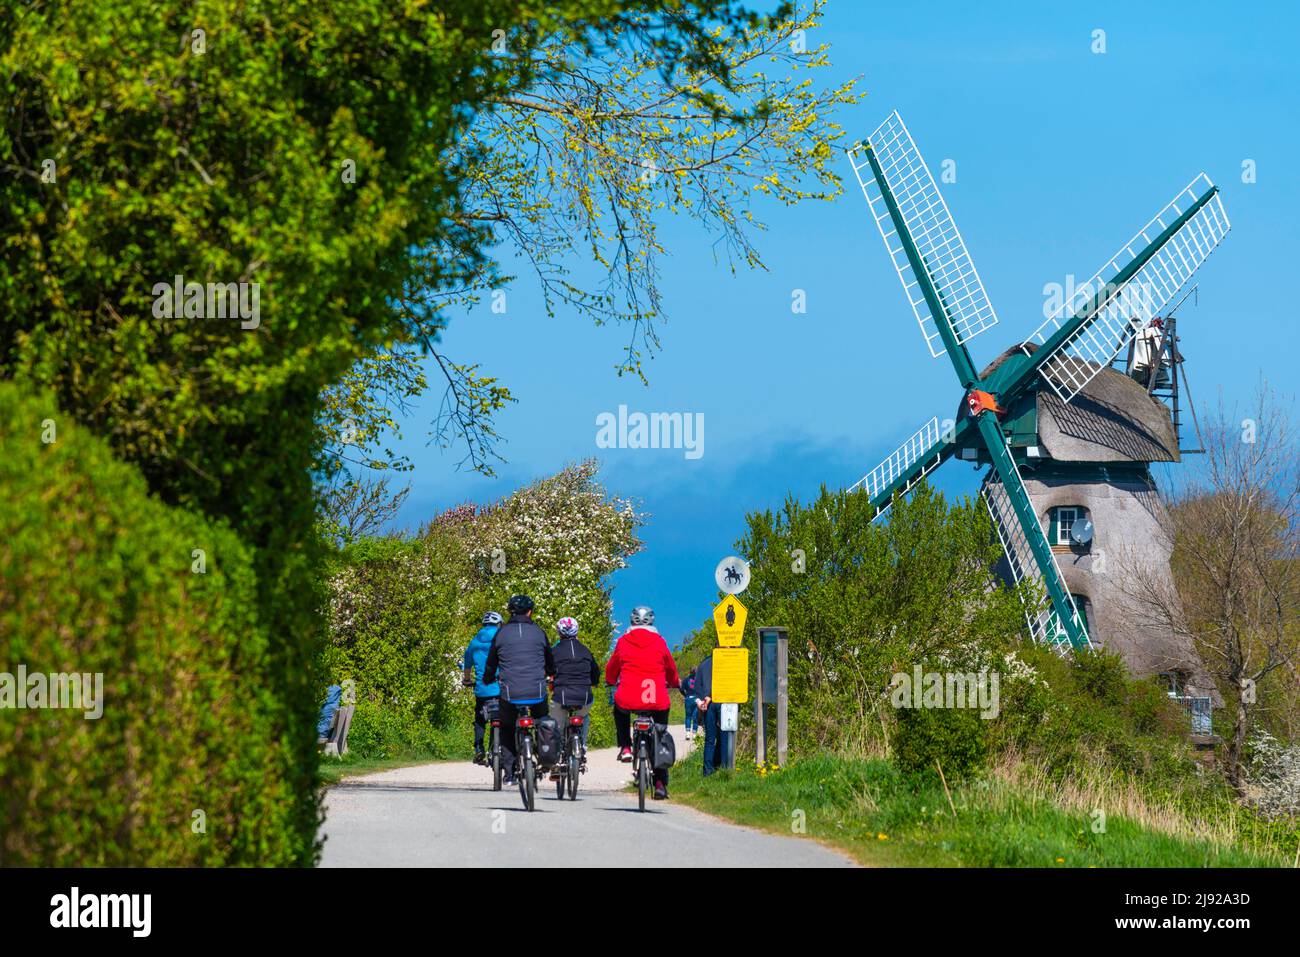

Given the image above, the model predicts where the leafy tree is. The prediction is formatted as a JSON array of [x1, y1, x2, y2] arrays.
[[1, 0, 787, 861], [324, 0, 860, 476], [320, 475, 412, 546], [1121, 386, 1300, 793], [680, 483, 1027, 754], [434, 459, 645, 620]]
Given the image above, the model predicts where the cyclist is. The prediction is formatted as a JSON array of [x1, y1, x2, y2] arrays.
[[605, 605, 679, 800], [483, 594, 554, 786], [462, 611, 503, 765], [548, 616, 600, 760]]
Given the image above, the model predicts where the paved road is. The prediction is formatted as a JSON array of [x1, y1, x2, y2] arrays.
[[320, 725, 854, 868]]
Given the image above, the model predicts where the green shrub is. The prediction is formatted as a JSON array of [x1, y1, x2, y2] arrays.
[[0, 383, 306, 865], [1070, 650, 1129, 706], [1004, 645, 1201, 790], [323, 535, 467, 733], [893, 702, 989, 781], [344, 700, 472, 761]]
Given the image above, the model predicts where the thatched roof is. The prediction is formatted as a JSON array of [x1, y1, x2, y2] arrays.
[[981, 343, 1179, 463]]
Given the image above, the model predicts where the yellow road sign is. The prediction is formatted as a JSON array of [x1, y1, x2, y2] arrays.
[[711, 648, 749, 704], [713, 595, 747, 647]]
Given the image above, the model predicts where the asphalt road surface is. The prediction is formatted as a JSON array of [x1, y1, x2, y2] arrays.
[[320, 725, 854, 867]]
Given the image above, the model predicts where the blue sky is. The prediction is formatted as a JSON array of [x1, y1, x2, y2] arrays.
[[382, 0, 1300, 648]]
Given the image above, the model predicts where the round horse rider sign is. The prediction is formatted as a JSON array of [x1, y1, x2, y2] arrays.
[[714, 555, 750, 595]]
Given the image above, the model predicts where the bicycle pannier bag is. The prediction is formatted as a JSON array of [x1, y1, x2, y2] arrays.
[[652, 723, 676, 770], [535, 715, 562, 766]]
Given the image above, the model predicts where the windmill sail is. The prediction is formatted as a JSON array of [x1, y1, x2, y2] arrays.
[[1023, 173, 1230, 405], [848, 415, 948, 522], [981, 455, 1090, 655], [849, 111, 1000, 359]]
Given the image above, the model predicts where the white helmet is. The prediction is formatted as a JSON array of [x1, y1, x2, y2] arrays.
[[482, 611, 503, 626], [630, 605, 655, 626], [556, 616, 579, 638]]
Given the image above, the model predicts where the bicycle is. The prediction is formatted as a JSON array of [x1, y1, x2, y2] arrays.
[[481, 698, 503, 791], [552, 707, 587, 801], [630, 712, 657, 812], [512, 703, 546, 812]]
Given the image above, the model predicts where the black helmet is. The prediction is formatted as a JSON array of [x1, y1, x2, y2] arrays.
[[507, 594, 535, 614]]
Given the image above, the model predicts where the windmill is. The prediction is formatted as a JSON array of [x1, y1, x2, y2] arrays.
[[845, 111, 1231, 658]]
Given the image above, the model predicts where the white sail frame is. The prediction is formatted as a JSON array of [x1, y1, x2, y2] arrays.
[[849, 111, 1000, 359], [1023, 173, 1230, 404], [849, 416, 946, 522]]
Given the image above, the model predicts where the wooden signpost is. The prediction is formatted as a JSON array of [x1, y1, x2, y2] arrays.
[[754, 626, 789, 768]]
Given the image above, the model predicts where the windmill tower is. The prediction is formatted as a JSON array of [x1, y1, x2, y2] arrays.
[[844, 111, 1229, 710]]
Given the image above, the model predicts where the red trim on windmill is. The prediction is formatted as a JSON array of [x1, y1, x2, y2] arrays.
[[966, 389, 1004, 418]]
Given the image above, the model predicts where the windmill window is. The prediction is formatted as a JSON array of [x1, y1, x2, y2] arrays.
[[1158, 671, 1190, 696], [1048, 506, 1087, 546]]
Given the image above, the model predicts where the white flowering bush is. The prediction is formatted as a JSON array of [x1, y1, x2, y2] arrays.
[[1246, 730, 1300, 819], [324, 460, 644, 755], [445, 459, 642, 630]]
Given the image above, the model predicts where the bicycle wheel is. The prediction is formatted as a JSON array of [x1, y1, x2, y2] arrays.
[[637, 744, 649, 812], [518, 740, 535, 812], [516, 738, 529, 810], [491, 728, 502, 791], [555, 745, 566, 800], [567, 748, 579, 800]]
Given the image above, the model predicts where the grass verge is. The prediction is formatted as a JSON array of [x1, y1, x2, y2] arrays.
[[317, 751, 442, 786], [669, 754, 1289, 867]]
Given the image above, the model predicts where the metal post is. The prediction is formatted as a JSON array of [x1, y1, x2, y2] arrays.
[[723, 723, 736, 771], [754, 637, 767, 767], [757, 627, 789, 767], [776, 630, 788, 767]]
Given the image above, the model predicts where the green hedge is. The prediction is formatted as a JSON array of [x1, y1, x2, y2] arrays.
[[0, 383, 309, 865]]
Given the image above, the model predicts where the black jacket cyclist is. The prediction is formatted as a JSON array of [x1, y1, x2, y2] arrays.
[[483, 594, 554, 782]]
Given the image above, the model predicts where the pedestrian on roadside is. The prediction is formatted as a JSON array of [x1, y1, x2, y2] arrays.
[[681, 666, 699, 739], [316, 683, 343, 746], [693, 655, 723, 776]]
